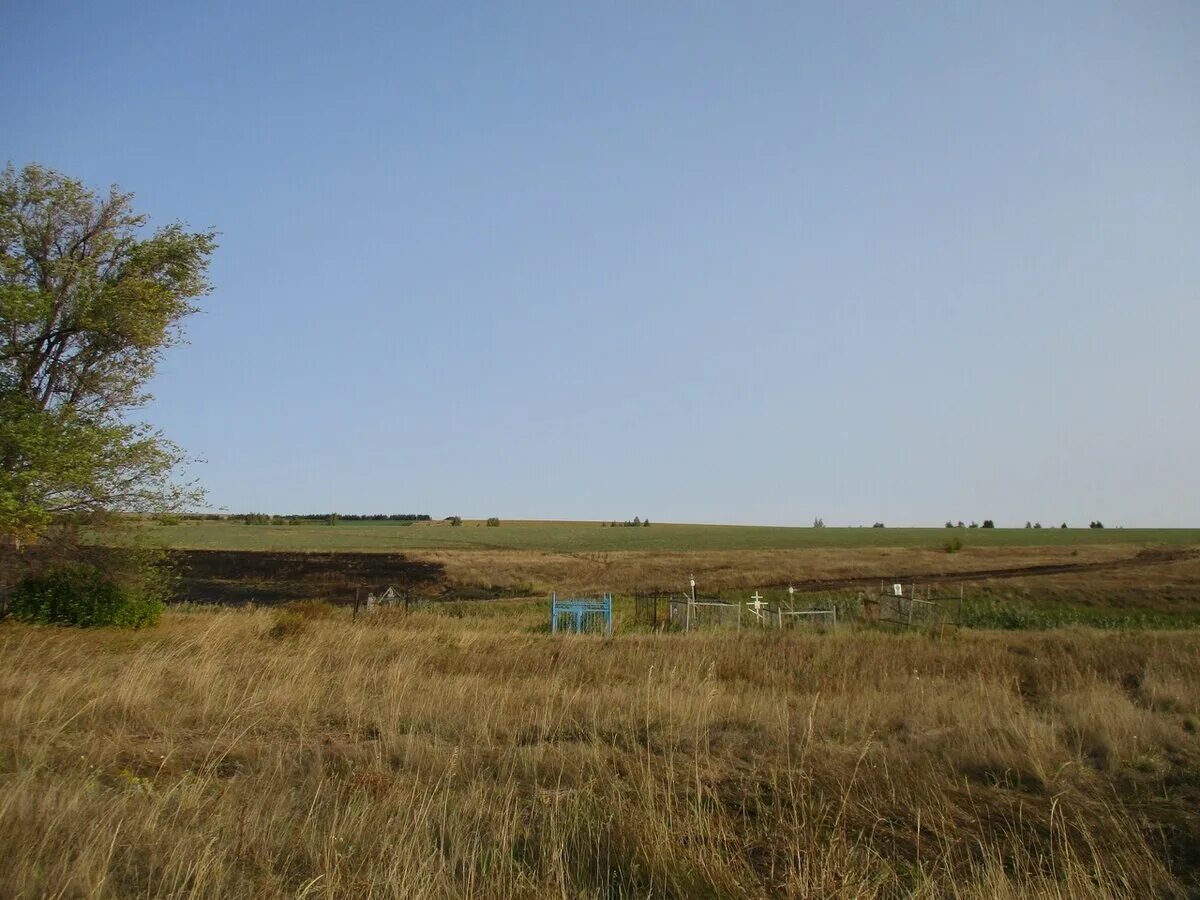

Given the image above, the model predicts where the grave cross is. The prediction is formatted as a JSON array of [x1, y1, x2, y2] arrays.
[[748, 591, 767, 621]]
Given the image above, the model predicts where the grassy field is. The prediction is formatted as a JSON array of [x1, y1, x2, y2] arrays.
[[136, 519, 1200, 553], [2, 605, 1198, 898]]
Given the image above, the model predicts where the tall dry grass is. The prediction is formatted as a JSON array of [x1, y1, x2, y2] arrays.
[[1, 609, 1198, 898]]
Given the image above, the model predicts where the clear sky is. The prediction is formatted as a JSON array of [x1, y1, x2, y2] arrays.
[[4, 2, 1198, 526]]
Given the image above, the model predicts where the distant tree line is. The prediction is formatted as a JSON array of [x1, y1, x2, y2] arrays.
[[233, 512, 432, 525], [942, 520, 1100, 529], [292, 513, 431, 522], [602, 517, 651, 527]]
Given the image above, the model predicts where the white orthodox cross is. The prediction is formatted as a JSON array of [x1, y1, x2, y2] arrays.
[[748, 591, 767, 621]]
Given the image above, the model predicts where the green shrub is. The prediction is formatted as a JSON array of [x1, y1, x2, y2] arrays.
[[9, 563, 163, 628], [486, 517, 500, 527], [266, 611, 307, 638], [942, 536, 963, 554]]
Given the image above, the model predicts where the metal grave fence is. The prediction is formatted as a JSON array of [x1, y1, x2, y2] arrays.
[[668, 597, 743, 632], [550, 592, 613, 636], [634, 591, 670, 629], [872, 583, 962, 629]]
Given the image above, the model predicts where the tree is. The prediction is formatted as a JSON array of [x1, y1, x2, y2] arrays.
[[982, 520, 995, 529], [1, 164, 215, 546]]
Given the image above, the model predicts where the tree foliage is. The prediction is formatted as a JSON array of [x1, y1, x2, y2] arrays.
[[1, 163, 215, 543]]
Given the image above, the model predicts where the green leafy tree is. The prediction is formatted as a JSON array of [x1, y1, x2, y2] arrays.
[[1, 163, 214, 546]]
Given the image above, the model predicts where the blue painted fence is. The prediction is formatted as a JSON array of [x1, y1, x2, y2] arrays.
[[550, 592, 613, 636]]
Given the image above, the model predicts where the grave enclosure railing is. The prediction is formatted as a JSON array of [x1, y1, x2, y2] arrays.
[[550, 592, 613, 636], [869, 583, 963, 630]]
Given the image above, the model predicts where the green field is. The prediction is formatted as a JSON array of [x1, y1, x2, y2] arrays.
[[137, 519, 1200, 553]]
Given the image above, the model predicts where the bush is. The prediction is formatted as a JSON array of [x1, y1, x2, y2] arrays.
[[486, 517, 500, 527], [446, 516, 463, 526], [942, 536, 963, 554], [9, 563, 163, 628], [266, 611, 307, 638], [284, 600, 336, 619]]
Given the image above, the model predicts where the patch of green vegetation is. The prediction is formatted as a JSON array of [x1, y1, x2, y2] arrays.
[[959, 598, 1200, 631], [8, 563, 164, 628]]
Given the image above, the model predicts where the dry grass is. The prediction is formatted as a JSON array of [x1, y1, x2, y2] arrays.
[[2, 609, 1199, 898], [961, 554, 1200, 614]]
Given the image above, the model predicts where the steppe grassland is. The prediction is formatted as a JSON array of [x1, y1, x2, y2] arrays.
[[2, 606, 1199, 898], [138, 519, 1200, 553]]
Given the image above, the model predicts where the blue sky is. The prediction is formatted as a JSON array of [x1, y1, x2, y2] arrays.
[[4, 2, 1198, 525]]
